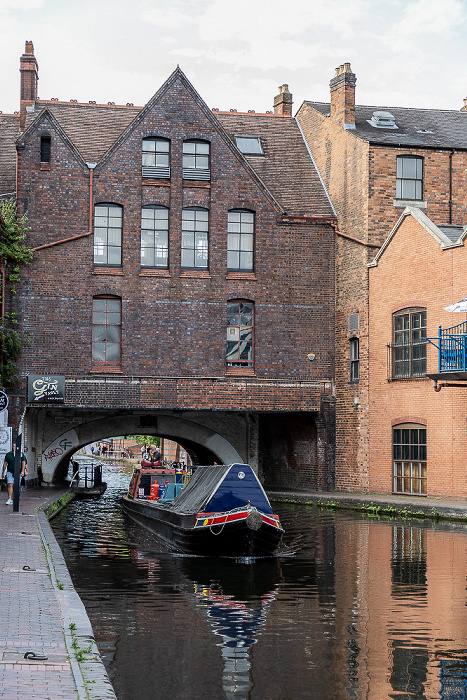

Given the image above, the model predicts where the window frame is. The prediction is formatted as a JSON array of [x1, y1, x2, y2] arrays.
[[93, 203, 123, 267], [142, 137, 170, 179], [396, 155, 423, 201], [350, 337, 359, 382], [393, 423, 427, 495], [227, 209, 255, 272], [140, 205, 169, 269], [226, 299, 254, 369], [182, 139, 211, 181], [92, 296, 122, 368], [392, 308, 427, 379], [181, 207, 209, 270]]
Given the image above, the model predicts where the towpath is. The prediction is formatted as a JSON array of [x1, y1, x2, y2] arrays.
[[0, 486, 116, 700]]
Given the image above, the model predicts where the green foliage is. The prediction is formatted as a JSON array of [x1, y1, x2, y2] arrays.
[[0, 199, 33, 386], [128, 434, 161, 447]]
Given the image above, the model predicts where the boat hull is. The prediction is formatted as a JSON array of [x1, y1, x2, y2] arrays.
[[122, 494, 283, 557]]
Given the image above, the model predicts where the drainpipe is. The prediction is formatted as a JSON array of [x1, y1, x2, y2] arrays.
[[33, 162, 96, 251]]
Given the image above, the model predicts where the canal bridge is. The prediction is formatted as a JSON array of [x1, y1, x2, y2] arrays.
[[19, 375, 335, 491]]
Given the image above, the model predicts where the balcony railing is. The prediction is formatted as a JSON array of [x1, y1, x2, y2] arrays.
[[426, 320, 467, 373]]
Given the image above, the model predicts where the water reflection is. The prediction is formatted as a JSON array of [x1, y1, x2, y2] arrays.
[[51, 464, 467, 700]]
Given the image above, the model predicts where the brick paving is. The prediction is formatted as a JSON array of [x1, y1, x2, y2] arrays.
[[0, 486, 116, 700]]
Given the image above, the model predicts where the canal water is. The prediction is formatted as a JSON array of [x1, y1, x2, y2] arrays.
[[51, 462, 467, 700]]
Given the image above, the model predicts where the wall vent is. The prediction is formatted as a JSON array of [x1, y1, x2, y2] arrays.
[[348, 313, 359, 331]]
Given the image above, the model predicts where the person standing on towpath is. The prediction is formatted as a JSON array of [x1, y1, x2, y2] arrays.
[[2, 449, 27, 505]]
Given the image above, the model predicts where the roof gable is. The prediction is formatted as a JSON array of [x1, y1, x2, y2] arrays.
[[369, 206, 466, 268]]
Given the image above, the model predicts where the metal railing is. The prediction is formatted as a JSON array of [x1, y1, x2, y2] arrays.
[[425, 321, 467, 373]]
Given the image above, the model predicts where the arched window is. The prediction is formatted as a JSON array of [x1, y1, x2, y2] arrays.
[[392, 308, 426, 379], [92, 296, 121, 366], [141, 206, 169, 268], [182, 140, 210, 181], [142, 137, 170, 179], [93, 204, 123, 266], [393, 424, 426, 495], [227, 210, 254, 271], [227, 300, 254, 368], [181, 207, 209, 269], [396, 155, 423, 201]]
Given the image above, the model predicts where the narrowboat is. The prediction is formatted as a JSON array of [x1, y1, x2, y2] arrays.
[[122, 463, 284, 557]]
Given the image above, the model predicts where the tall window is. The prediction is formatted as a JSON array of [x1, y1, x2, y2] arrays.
[[92, 297, 121, 365], [393, 309, 427, 379], [93, 204, 122, 266], [141, 206, 169, 268], [350, 337, 359, 382], [226, 300, 254, 368], [40, 134, 51, 163], [227, 210, 254, 271], [181, 208, 209, 269], [393, 424, 427, 495], [182, 140, 210, 180], [396, 156, 423, 200], [142, 138, 170, 179]]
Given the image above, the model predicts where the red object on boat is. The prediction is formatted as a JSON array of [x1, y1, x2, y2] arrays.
[[150, 482, 159, 500], [141, 459, 162, 468]]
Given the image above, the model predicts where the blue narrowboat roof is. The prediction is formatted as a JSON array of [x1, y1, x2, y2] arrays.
[[168, 464, 273, 515]]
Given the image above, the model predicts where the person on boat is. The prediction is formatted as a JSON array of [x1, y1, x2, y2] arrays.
[[148, 444, 162, 467]]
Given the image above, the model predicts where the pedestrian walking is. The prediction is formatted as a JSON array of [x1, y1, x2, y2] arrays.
[[2, 450, 27, 505]]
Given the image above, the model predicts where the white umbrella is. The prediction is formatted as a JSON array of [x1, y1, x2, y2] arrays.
[[445, 296, 467, 312]]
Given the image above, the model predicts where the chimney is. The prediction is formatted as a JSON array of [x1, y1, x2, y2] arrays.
[[330, 63, 356, 129], [461, 97, 467, 112], [20, 40, 39, 130], [274, 84, 293, 117]]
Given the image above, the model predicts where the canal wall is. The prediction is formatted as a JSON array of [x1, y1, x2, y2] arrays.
[[268, 488, 467, 523]]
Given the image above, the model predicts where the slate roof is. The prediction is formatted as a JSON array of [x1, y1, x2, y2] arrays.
[[0, 115, 20, 197], [437, 225, 466, 243], [217, 112, 334, 217], [305, 101, 467, 150], [28, 100, 142, 163]]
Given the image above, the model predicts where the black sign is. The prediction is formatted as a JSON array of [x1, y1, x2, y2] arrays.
[[0, 391, 8, 412], [27, 374, 65, 403]]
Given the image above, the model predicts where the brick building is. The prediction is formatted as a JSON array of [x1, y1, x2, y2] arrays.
[[0, 42, 336, 487], [297, 63, 467, 497]]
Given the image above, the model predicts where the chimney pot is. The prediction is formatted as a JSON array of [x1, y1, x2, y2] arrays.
[[19, 40, 39, 130], [461, 97, 467, 112]]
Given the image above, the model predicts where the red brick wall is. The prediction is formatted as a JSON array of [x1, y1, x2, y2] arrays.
[[369, 214, 467, 498]]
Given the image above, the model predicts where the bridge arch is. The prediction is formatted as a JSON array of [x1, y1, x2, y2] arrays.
[[34, 411, 245, 483]]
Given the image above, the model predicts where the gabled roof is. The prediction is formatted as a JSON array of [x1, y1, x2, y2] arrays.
[[0, 115, 20, 197], [369, 206, 467, 268], [25, 101, 141, 163], [217, 112, 334, 217], [305, 101, 467, 150]]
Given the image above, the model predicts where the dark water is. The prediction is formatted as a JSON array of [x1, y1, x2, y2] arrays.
[[52, 463, 467, 700]]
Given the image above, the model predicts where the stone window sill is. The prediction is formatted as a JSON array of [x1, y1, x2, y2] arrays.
[[393, 199, 427, 209]]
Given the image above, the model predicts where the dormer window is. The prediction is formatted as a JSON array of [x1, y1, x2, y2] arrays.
[[142, 138, 170, 179], [367, 111, 398, 129], [234, 136, 263, 156], [182, 140, 210, 181]]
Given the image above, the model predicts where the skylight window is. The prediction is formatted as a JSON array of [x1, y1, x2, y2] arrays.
[[367, 111, 398, 129], [235, 136, 264, 156]]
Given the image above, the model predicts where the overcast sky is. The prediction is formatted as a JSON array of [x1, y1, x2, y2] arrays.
[[1, 0, 466, 117]]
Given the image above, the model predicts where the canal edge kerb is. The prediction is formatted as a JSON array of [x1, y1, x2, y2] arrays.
[[268, 491, 467, 523], [35, 493, 118, 700]]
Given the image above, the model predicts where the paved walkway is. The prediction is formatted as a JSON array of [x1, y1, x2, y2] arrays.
[[268, 487, 467, 520], [0, 487, 116, 700]]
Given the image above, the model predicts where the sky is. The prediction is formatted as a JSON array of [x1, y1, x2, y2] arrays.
[[1, 0, 467, 116]]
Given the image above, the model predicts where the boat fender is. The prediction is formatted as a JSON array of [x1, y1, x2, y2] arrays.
[[246, 510, 262, 531]]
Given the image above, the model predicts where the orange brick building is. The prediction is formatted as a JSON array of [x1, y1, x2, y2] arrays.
[[297, 63, 467, 497]]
